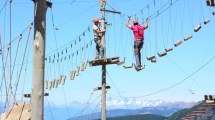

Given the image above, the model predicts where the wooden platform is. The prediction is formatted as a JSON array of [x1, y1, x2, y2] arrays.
[[89, 57, 119, 66], [193, 110, 206, 113], [204, 103, 215, 106]]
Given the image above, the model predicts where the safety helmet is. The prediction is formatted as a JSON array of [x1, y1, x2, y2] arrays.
[[133, 19, 138, 24], [93, 18, 99, 23]]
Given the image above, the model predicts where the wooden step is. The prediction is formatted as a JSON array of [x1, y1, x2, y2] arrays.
[[184, 34, 192, 41], [174, 40, 182, 47], [75, 67, 80, 76], [117, 61, 125, 65], [151, 58, 157, 63], [123, 64, 133, 69], [49, 81, 53, 90], [45, 80, 48, 89], [165, 48, 173, 52], [158, 51, 167, 57], [89, 57, 119, 66], [55, 79, 59, 88], [204, 19, 210, 24], [147, 55, 155, 60], [194, 24, 201, 32]]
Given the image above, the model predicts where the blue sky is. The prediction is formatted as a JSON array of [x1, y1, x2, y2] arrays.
[[0, 0, 215, 111]]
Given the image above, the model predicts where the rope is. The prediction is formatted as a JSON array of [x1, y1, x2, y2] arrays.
[[0, 34, 10, 108], [46, 23, 93, 57], [90, 98, 102, 120], [13, 24, 32, 103], [109, 54, 215, 98], [9, 1, 12, 104], [62, 86, 71, 119], [75, 91, 94, 118], [0, 0, 9, 14], [45, 96, 55, 120], [7, 35, 22, 101], [199, 0, 205, 22], [2, 23, 32, 50], [21, 39, 34, 101], [50, 7, 58, 50]]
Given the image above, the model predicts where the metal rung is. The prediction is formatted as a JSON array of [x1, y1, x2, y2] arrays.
[[151, 58, 157, 63], [165, 48, 173, 52], [147, 55, 155, 60], [204, 19, 210, 24], [158, 51, 167, 57], [117, 61, 125, 65], [194, 24, 201, 32], [184, 34, 192, 41], [75, 67, 80, 76], [206, 0, 211, 6], [45, 80, 48, 89], [174, 40, 182, 47]]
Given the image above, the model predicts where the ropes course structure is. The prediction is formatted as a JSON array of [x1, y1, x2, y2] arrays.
[[0, 0, 215, 119]]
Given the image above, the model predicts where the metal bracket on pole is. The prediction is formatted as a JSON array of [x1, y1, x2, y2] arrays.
[[100, 8, 121, 14], [94, 86, 111, 91], [24, 93, 49, 98]]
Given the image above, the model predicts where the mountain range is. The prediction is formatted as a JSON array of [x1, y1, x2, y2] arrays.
[[0, 99, 196, 120]]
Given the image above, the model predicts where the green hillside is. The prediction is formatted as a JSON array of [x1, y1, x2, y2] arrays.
[[96, 101, 215, 120], [105, 114, 167, 120], [166, 101, 204, 120]]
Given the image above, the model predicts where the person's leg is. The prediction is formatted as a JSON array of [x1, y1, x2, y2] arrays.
[[94, 38, 100, 59], [137, 41, 143, 67], [98, 39, 104, 58], [134, 41, 141, 66]]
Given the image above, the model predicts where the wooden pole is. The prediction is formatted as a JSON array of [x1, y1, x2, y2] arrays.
[[100, 0, 106, 120], [31, 0, 46, 119]]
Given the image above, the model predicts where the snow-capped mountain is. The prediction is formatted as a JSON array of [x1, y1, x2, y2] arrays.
[[106, 97, 195, 110]]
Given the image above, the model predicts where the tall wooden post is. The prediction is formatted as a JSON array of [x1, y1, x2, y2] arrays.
[[89, 1, 120, 119], [31, 0, 46, 120], [100, 0, 106, 120]]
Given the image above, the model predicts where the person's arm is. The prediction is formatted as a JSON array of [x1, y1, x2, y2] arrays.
[[126, 16, 131, 28], [145, 17, 148, 29]]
